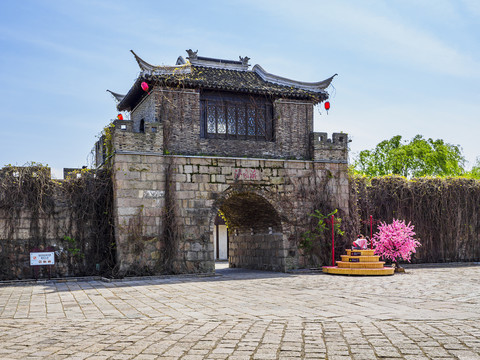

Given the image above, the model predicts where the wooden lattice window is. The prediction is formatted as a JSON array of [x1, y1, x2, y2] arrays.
[[201, 92, 273, 141]]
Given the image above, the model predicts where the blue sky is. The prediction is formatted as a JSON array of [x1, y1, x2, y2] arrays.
[[1, 0, 479, 178]]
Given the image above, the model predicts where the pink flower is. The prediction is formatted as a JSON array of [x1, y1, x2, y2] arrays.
[[373, 219, 421, 263]]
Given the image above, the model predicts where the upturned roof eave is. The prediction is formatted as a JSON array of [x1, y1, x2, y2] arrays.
[[117, 75, 328, 111], [117, 77, 143, 111], [252, 64, 337, 93]]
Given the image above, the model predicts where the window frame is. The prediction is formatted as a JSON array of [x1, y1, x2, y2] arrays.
[[200, 91, 274, 141]]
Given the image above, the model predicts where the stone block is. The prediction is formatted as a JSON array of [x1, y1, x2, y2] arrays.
[[186, 251, 197, 261], [270, 177, 284, 185], [115, 170, 141, 181], [264, 160, 284, 168], [285, 161, 307, 169], [180, 182, 200, 191], [237, 159, 260, 168], [199, 165, 219, 174], [192, 174, 210, 183], [172, 157, 188, 165], [215, 174, 225, 183], [190, 157, 212, 166], [217, 159, 235, 168], [176, 191, 195, 200], [190, 242, 203, 252], [117, 189, 140, 198], [144, 172, 164, 181], [116, 197, 145, 208], [175, 173, 187, 182], [117, 207, 141, 216]]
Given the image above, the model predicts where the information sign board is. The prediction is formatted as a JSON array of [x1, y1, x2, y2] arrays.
[[30, 252, 55, 266]]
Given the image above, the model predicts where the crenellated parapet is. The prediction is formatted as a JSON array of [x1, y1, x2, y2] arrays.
[[111, 120, 163, 155], [311, 132, 349, 163], [95, 120, 164, 167]]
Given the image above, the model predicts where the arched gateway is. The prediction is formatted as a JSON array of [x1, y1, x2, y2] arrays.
[[212, 188, 284, 271], [98, 50, 349, 275]]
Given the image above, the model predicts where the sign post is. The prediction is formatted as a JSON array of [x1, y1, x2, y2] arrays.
[[370, 215, 373, 249], [331, 215, 335, 267], [30, 251, 55, 279]]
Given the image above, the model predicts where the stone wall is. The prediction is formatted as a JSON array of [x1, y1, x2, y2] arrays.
[[111, 119, 350, 275], [229, 232, 284, 271], [0, 198, 77, 279], [0, 169, 114, 280]]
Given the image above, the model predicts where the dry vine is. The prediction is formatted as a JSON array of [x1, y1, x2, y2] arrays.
[[0, 164, 115, 279], [352, 175, 480, 263]]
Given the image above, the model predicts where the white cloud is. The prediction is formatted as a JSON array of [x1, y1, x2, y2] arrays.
[[247, 0, 480, 78]]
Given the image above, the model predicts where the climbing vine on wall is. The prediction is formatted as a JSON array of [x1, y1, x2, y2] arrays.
[[0, 164, 115, 279], [351, 175, 480, 263]]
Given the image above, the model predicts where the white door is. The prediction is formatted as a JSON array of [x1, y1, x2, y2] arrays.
[[214, 224, 228, 260]]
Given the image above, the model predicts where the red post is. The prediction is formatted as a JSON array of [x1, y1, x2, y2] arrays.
[[331, 215, 335, 266], [370, 215, 373, 249]]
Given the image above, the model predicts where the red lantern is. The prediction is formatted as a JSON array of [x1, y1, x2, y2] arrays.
[[117, 114, 123, 120], [324, 101, 330, 110], [141, 81, 149, 92]]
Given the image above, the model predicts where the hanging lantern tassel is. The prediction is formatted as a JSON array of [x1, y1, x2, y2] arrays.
[[324, 101, 331, 114]]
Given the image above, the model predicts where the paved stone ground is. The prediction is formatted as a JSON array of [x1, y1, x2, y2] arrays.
[[1, 264, 480, 359]]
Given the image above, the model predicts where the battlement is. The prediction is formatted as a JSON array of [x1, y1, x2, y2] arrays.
[[312, 132, 349, 147], [95, 120, 164, 167], [111, 119, 161, 134], [311, 132, 349, 163]]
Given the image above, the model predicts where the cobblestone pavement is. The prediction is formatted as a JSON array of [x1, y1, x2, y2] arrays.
[[1, 265, 480, 359]]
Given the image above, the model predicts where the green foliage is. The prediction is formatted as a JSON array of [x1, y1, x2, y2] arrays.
[[464, 157, 480, 179], [353, 135, 465, 178], [300, 209, 344, 262], [102, 123, 115, 159], [63, 235, 84, 259]]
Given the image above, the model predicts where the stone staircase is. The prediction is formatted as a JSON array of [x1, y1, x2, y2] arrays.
[[323, 249, 394, 275]]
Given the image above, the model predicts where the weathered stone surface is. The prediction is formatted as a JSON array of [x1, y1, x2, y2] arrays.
[[111, 148, 350, 275]]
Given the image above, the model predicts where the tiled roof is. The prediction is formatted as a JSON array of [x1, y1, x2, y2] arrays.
[[116, 51, 335, 111], [154, 66, 325, 98]]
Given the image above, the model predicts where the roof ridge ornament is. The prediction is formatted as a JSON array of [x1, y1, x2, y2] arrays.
[[186, 49, 250, 70], [186, 49, 198, 60], [239, 56, 250, 66]]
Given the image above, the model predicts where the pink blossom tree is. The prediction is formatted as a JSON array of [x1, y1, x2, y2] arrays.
[[372, 219, 421, 269]]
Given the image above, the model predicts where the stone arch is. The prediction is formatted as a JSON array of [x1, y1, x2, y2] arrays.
[[209, 186, 287, 272]]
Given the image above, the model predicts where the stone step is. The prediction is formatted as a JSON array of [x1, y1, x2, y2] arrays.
[[336, 261, 385, 269], [340, 255, 380, 262], [322, 266, 394, 276], [345, 249, 375, 256]]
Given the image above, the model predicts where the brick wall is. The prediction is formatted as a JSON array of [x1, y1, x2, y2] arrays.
[[129, 88, 318, 160]]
